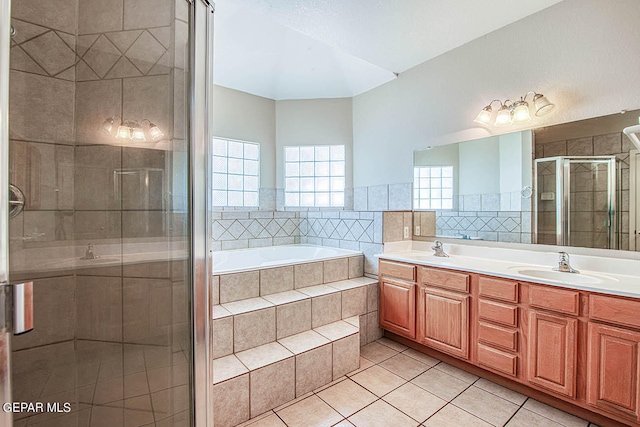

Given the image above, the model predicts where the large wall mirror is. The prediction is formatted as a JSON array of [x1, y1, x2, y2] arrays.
[[413, 109, 640, 252]]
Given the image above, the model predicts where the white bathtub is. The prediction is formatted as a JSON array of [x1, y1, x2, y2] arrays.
[[212, 244, 362, 275]]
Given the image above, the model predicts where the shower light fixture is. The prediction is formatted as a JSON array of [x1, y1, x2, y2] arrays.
[[102, 116, 165, 142], [474, 92, 555, 127]]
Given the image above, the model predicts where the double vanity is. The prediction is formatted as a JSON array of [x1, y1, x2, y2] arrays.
[[377, 241, 640, 427]]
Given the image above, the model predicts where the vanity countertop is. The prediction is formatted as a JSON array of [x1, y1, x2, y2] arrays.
[[377, 242, 640, 299]]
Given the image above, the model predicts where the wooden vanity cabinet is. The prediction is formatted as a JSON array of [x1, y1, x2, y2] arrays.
[[416, 267, 470, 360], [379, 261, 416, 339]]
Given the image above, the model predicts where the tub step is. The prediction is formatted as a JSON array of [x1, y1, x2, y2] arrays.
[[212, 318, 360, 426], [212, 277, 377, 358]]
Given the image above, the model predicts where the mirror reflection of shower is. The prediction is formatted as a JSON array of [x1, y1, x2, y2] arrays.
[[534, 156, 618, 249]]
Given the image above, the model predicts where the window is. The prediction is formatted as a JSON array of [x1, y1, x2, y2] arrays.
[[414, 166, 453, 209], [212, 138, 260, 207], [284, 145, 345, 207]]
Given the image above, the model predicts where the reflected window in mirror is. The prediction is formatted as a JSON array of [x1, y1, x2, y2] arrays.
[[413, 166, 454, 210]]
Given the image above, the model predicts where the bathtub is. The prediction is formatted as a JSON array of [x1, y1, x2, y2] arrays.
[[212, 244, 362, 275]]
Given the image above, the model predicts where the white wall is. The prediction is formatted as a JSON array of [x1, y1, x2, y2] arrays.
[[212, 85, 276, 188], [275, 98, 353, 189], [353, 0, 640, 187]]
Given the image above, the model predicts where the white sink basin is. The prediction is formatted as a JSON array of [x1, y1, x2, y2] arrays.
[[508, 266, 616, 285], [411, 254, 455, 263]]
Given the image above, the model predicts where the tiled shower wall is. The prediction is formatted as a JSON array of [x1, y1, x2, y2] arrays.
[[535, 132, 630, 250]]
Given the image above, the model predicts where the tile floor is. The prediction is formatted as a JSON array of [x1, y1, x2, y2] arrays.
[[236, 337, 602, 427]]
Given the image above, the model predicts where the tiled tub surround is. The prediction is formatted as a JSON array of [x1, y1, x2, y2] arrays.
[[212, 250, 383, 426], [212, 211, 302, 251]]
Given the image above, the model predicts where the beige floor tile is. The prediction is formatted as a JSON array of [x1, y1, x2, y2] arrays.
[[433, 362, 479, 384], [348, 400, 416, 427], [401, 348, 440, 367], [422, 404, 492, 427], [383, 382, 446, 423], [350, 365, 405, 397], [346, 357, 374, 377], [379, 353, 429, 380], [235, 410, 276, 427], [411, 368, 471, 401], [277, 395, 342, 427], [243, 413, 287, 427], [452, 385, 519, 426], [506, 408, 565, 427], [316, 378, 377, 417], [313, 377, 348, 394], [523, 399, 589, 427], [474, 378, 527, 405], [376, 337, 408, 352], [360, 342, 398, 363], [334, 421, 355, 427], [272, 392, 314, 412]]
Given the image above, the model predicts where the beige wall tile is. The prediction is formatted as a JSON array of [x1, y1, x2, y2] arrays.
[[219, 271, 259, 304], [366, 311, 383, 343], [420, 211, 437, 237], [124, 0, 172, 30], [9, 71, 75, 143], [276, 300, 311, 340], [213, 374, 250, 427], [75, 145, 122, 210], [78, 0, 123, 34], [75, 79, 123, 145], [236, 342, 292, 371], [366, 283, 379, 313], [295, 344, 332, 396], [348, 256, 364, 279], [359, 314, 368, 346], [234, 307, 276, 352], [332, 335, 360, 379], [311, 293, 341, 328], [213, 355, 248, 385], [279, 331, 329, 355], [76, 276, 122, 341], [12, 0, 78, 34], [213, 317, 233, 359], [250, 358, 295, 418], [342, 287, 367, 318], [123, 277, 172, 345], [294, 262, 323, 288], [382, 211, 404, 243], [123, 75, 172, 138], [260, 266, 294, 296], [323, 258, 349, 283], [212, 276, 220, 306]]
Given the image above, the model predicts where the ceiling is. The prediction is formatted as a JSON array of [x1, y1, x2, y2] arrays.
[[213, 0, 563, 100]]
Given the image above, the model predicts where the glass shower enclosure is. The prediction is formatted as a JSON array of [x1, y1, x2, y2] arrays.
[[1, 0, 213, 425], [534, 156, 618, 249]]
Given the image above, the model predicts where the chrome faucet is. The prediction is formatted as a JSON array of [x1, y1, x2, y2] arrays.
[[432, 240, 449, 257], [553, 251, 578, 273], [84, 243, 97, 260]]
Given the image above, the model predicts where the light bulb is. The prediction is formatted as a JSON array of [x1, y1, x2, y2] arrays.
[[115, 125, 131, 139], [494, 105, 512, 126], [512, 101, 531, 122], [132, 126, 146, 142], [148, 123, 164, 140], [473, 107, 492, 125]]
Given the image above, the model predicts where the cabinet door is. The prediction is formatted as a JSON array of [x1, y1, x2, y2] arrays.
[[587, 322, 640, 421], [379, 279, 416, 339], [417, 286, 469, 359], [527, 310, 578, 397]]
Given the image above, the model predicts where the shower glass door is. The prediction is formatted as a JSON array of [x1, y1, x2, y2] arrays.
[[534, 156, 617, 249], [1, 0, 212, 425]]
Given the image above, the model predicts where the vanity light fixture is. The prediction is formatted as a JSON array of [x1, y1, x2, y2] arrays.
[[474, 92, 555, 127], [102, 116, 165, 142]]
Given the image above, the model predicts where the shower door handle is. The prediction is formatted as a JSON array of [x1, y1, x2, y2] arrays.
[[12, 282, 33, 334]]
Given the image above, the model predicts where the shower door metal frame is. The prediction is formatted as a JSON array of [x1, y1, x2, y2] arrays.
[[534, 156, 617, 248], [190, 0, 214, 425], [0, 0, 13, 423]]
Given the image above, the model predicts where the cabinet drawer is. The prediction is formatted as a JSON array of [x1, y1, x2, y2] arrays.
[[477, 344, 517, 377], [479, 299, 518, 327], [418, 267, 469, 293], [379, 260, 416, 282], [479, 277, 518, 303], [478, 322, 518, 351], [590, 294, 640, 330], [530, 285, 580, 316]]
